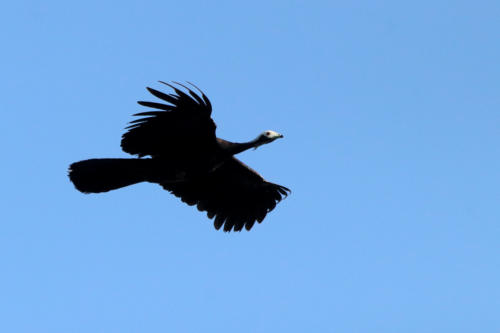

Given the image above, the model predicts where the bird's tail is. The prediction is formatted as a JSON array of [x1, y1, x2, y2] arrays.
[[68, 158, 155, 193]]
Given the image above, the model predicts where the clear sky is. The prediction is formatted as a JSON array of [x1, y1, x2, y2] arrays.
[[1, 1, 499, 332]]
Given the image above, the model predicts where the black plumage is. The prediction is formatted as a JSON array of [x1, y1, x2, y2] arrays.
[[69, 82, 290, 231]]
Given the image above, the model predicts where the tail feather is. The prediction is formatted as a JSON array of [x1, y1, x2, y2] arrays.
[[68, 158, 154, 193]]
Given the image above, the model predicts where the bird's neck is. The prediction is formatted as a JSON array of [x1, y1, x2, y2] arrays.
[[227, 138, 261, 155]]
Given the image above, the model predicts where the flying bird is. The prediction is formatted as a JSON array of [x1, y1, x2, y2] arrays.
[[68, 82, 290, 231]]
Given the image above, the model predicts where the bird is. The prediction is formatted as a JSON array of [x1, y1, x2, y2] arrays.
[[68, 81, 290, 232]]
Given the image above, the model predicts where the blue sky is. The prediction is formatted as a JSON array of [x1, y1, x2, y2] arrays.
[[1, 1, 499, 332]]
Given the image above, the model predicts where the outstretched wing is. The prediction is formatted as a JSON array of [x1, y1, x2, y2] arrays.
[[160, 157, 290, 232], [121, 82, 217, 159]]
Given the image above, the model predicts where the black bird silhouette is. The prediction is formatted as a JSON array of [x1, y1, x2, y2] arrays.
[[68, 82, 290, 231]]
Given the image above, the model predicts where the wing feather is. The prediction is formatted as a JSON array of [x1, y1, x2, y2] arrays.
[[160, 157, 290, 231], [135, 101, 174, 111], [121, 82, 216, 159], [145, 87, 180, 105]]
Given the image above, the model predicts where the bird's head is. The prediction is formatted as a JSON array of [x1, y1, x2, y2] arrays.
[[253, 130, 284, 149]]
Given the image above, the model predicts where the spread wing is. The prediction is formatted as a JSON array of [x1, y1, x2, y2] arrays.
[[159, 157, 290, 232], [121, 82, 217, 159]]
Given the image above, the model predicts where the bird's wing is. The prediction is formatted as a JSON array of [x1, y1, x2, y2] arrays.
[[121, 82, 217, 159], [160, 157, 290, 231]]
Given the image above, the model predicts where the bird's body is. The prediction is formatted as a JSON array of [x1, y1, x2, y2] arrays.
[[69, 82, 289, 231]]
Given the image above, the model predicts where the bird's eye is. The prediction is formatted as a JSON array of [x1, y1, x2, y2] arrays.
[[265, 131, 271, 136]]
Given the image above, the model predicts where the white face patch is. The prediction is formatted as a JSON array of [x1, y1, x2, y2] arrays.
[[262, 130, 283, 139], [253, 130, 284, 150]]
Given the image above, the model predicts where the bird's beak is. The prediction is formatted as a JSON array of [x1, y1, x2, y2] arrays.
[[278, 134, 284, 138]]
